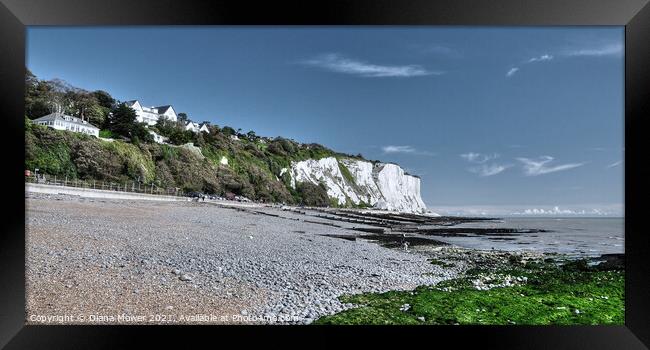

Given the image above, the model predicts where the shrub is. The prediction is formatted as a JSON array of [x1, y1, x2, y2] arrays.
[[99, 129, 116, 138], [296, 181, 330, 206]]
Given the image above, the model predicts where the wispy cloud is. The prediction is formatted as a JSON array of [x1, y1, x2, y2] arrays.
[[607, 160, 623, 168], [301, 53, 441, 78], [508, 42, 622, 78], [507, 54, 553, 77], [460, 152, 499, 163], [461, 152, 509, 176], [564, 43, 623, 57], [506, 67, 519, 77], [382, 145, 434, 156], [469, 164, 511, 177], [527, 54, 554, 63], [517, 156, 584, 176], [383, 145, 416, 154]]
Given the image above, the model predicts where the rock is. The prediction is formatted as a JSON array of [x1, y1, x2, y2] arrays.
[[241, 309, 248, 316], [179, 274, 193, 282], [172, 269, 181, 275], [417, 316, 425, 322]]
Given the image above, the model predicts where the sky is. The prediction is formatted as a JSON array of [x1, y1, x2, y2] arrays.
[[26, 27, 624, 216]]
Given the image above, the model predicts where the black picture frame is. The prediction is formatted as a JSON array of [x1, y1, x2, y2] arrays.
[[1, 0, 648, 348]]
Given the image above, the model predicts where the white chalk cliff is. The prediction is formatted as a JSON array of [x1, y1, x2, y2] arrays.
[[289, 157, 430, 214]]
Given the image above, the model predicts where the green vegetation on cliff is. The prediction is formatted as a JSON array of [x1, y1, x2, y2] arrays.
[[24, 73, 368, 205]]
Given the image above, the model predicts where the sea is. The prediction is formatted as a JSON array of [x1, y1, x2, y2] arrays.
[[434, 217, 624, 257]]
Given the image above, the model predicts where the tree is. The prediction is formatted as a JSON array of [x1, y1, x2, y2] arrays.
[[131, 124, 154, 144], [25, 70, 55, 119], [153, 118, 196, 145], [246, 130, 257, 141], [92, 90, 115, 109], [222, 126, 236, 136], [195, 131, 207, 147], [154, 118, 178, 138], [168, 129, 194, 145], [25, 69, 38, 94], [107, 104, 138, 138], [177, 113, 189, 123], [72, 93, 107, 126]]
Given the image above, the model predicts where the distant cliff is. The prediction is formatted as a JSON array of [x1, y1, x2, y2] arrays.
[[24, 74, 432, 213], [26, 119, 431, 213], [289, 157, 428, 214]]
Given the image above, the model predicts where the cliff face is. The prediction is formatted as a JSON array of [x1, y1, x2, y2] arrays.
[[289, 157, 429, 214], [26, 118, 431, 213]]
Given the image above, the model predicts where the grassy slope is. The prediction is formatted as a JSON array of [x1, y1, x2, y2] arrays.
[[314, 259, 624, 325], [25, 119, 368, 205]]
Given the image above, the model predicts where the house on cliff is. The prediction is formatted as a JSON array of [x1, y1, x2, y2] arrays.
[[32, 112, 100, 137], [185, 121, 210, 133], [123, 100, 178, 125]]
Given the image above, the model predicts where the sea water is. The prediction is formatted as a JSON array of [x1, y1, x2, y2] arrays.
[[435, 217, 624, 257]]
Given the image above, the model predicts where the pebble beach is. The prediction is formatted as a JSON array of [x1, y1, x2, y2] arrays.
[[26, 193, 497, 324]]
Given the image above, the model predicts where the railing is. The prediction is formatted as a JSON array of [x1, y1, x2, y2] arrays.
[[25, 174, 186, 197]]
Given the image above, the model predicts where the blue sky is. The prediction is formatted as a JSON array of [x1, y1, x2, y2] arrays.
[[27, 27, 624, 216]]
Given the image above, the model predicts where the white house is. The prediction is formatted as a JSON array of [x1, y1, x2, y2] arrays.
[[185, 121, 210, 133], [148, 130, 168, 144], [32, 113, 100, 137], [124, 100, 178, 125]]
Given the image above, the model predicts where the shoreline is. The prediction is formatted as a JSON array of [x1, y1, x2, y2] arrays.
[[25, 192, 623, 325]]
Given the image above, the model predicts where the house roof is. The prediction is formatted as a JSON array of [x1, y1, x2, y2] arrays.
[[124, 100, 176, 115], [33, 113, 100, 130], [155, 105, 174, 114]]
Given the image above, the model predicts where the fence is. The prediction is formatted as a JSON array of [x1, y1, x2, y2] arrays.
[[25, 174, 186, 197]]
